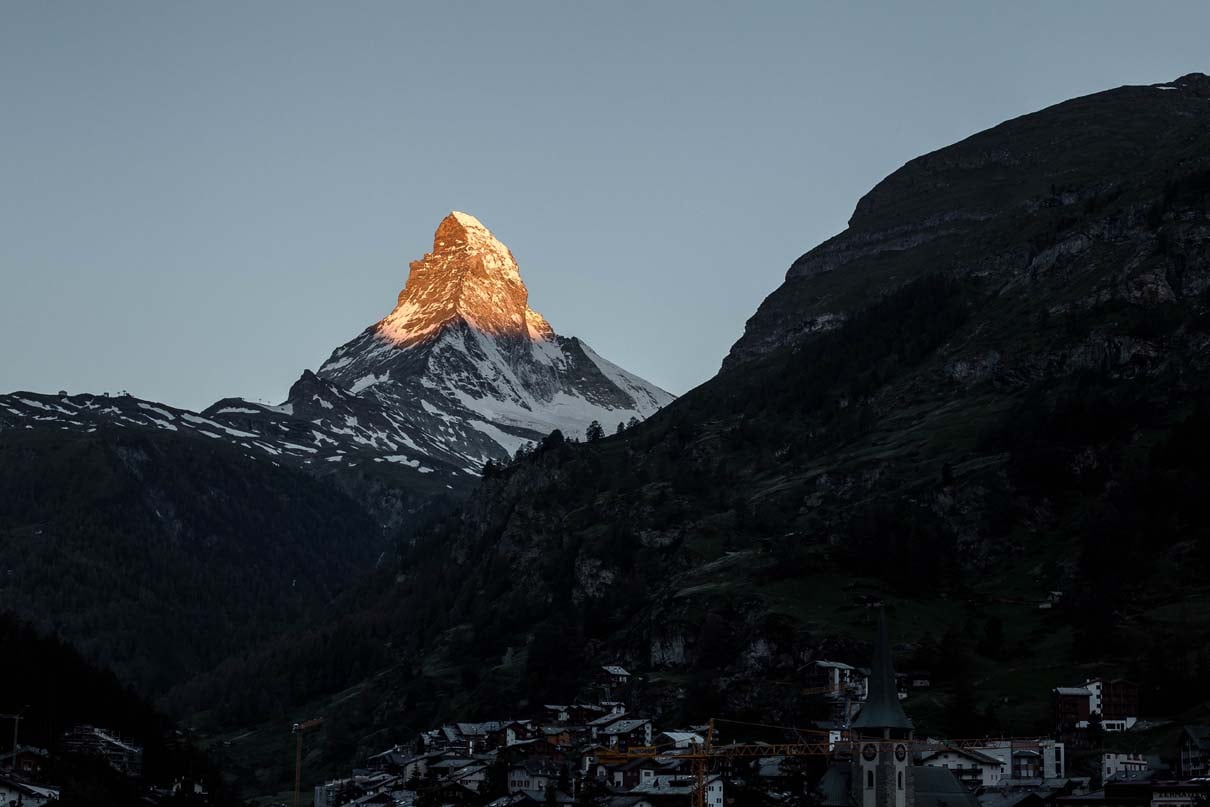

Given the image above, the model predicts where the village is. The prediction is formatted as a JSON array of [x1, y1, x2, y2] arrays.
[[306, 620, 1210, 807], [4, 621, 1209, 807]]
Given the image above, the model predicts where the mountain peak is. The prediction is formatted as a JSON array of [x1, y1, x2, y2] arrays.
[[378, 212, 552, 347]]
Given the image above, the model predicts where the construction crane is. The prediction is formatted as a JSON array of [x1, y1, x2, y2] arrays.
[[292, 717, 324, 807]]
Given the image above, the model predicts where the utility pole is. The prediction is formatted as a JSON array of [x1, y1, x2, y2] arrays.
[[292, 717, 323, 807], [0, 712, 23, 770]]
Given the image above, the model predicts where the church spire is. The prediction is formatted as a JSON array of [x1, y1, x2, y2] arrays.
[[851, 609, 914, 732]]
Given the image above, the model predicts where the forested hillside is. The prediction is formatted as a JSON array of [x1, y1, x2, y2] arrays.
[[176, 77, 1210, 787]]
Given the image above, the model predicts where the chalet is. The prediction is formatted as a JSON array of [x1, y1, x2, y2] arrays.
[[629, 775, 725, 807], [5, 744, 48, 778], [655, 731, 705, 750], [314, 773, 402, 807], [368, 747, 446, 781], [920, 746, 1006, 789], [508, 760, 562, 794], [805, 660, 868, 699], [609, 757, 665, 790], [1178, 726, 1210, 779], [589, 711, 630, 740], [453, 721, 509, 753], [428, 758, 489, 792], [602, 666, 632, 688], [505, 720, 536, 746], [544, 705, 572, 723], [969, 740, 1066, 782], [600, 719, 654, 752]]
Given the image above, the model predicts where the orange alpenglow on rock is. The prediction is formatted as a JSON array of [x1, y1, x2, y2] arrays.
[[378, 211, 554, 348]]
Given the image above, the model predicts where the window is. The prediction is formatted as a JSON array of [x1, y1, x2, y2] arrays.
[[898, 772, 904, 790], [867, 771, 874, 789]]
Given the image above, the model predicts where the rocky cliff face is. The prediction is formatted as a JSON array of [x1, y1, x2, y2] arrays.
[[725, 72, 1210, 369]]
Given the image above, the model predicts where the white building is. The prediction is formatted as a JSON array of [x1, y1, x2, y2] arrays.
[[968, 740, 1065, 782], [1102, 752, 1149, 780], [921, 747, 1006, 788]]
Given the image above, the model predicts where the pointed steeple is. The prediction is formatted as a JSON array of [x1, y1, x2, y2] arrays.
[[851, 609, 914, 732]]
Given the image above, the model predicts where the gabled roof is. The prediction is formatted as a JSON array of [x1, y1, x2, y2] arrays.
[[851, 611, 914, 731], [590, 712, 628, 727], [913, 766, 979, 807], [602, 719, 650, 735], [812, 660, 856, 670], [603, 665, 631, 677], [921, 746, 1003, 767]]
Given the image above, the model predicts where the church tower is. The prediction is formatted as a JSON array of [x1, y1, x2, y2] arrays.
[[850, 610, 914, 807]]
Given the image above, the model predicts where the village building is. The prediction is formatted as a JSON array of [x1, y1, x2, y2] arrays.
[[920, 746, 1006, 789], [600, 719, 654, 752], [805, 660, 869, 700], [1178, 726, 1209, 779], [1103, 753, 1150, 781], [628, 774, 725, 807]]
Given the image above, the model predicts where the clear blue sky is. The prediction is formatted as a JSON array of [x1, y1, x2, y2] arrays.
[[2, 2, 1208, 409]]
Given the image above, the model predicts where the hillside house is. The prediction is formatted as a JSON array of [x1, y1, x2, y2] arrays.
[[968, 740, 1065, 782], [1085, 679, 1139, 730], [655, 731, 705, 750], [805, 660, 869, 699], [600, 719, 654, 752], [508, 760, 562, 794], [609, 758, 666, 790], [602, 666, 632, 688], [1104, 753, 1150, 781], [1054, 688, 1093, 730], [6, 744, 48, 778], [629, 775, 725, 807], [921, 746, 1006, 788]]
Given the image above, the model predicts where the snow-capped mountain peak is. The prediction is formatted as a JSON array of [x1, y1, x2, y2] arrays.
[[0, 212, 674, 479], [311, 212, 674, 470], [376, 211, 553, 348]]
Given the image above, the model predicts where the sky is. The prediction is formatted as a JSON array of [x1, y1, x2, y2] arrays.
[[2, 2, 1209, 410]]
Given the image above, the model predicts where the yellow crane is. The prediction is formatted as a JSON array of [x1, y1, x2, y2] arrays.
[[292, 717, 324, 807]]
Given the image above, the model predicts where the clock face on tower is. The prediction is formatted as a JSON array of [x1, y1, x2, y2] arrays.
[[895, 744, 908, 762], [862, 743, 878, 761]]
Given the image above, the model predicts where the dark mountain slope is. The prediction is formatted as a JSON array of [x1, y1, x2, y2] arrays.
[[160, 76, 1210, 790], [0, 612, 238, 804], [223, 73, 1210, 739], [0, 426, 386, 694], [727, 72, 1210, 367]]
